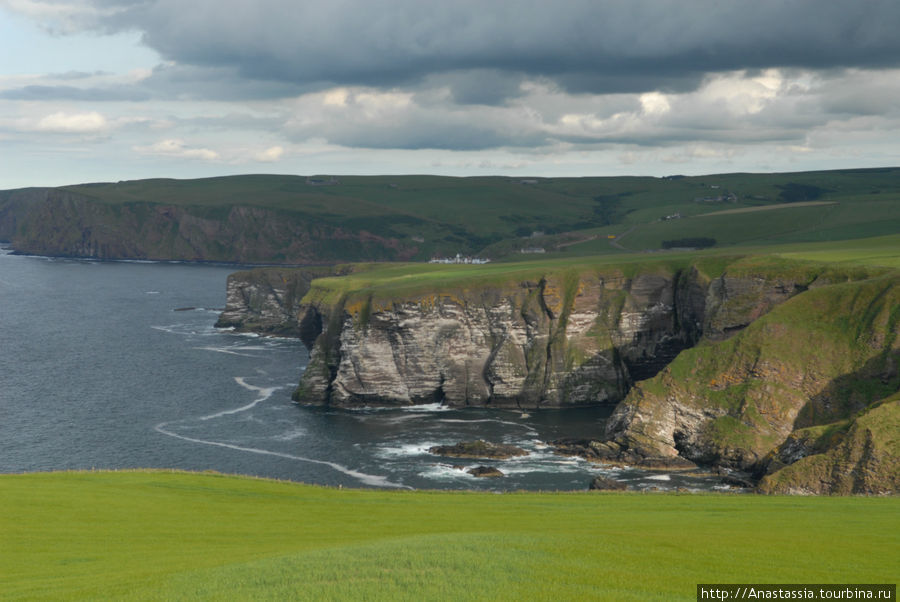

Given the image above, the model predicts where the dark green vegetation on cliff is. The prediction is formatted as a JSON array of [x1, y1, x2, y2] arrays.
[[3, 167, 900, 263], [2, 471, 897, 600], [220, 235, 900, 493]]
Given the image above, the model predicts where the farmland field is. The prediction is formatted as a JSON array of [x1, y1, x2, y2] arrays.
[[1, 471, 897, 600]]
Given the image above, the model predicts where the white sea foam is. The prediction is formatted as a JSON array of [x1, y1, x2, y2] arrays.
[[373, 414, 422, 425], [154, 421, 406, 488], [501, 458, 589, 475], [374, 441, 443, 459], [419, 463, 476, 480], [400, 403, 451, 413], [155, 374, 407, 488], [436, 417, 539, 435], [199, 377, 277, 420], [152, 324, 215, 337], [194, 346, 261, 357], [271, 426, 307, 442], [646, 474, 671, 481]]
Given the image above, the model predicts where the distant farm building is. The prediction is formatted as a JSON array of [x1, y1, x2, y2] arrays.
[[429, 253, 490, 264]]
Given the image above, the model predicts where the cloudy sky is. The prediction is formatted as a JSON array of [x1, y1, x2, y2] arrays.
[[2, 0, 900, 188]]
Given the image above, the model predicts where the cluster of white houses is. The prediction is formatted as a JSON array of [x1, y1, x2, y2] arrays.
[[428, 253, 490, 264]]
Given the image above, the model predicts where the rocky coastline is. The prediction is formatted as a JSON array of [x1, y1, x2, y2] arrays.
[[217, 259, 900, 495]]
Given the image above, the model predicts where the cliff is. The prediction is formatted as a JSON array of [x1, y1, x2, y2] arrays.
[[218, 257, 899, 493], [756, 397, 900, 495], [215, 266, 356, 339], [603, 271, 900, 492], [0, 187, 418, 263]]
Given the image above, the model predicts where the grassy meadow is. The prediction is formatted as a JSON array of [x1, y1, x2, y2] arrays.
[[1, 471, 897, 601], [296, 233, 900, 310], [41, 167, 900, 260]]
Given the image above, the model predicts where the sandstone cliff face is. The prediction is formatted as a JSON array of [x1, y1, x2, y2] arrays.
[[219, 259, 899, 492], [605, 273, 900, 479], [1, 189, 418, 263], [215, 266, 353, 339], [281, 262, 825, 409]]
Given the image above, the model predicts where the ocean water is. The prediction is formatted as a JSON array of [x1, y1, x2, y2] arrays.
[[0, 247, 726, 491]]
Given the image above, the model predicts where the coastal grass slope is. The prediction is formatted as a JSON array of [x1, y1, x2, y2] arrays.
[[1, 471, 898, 601]]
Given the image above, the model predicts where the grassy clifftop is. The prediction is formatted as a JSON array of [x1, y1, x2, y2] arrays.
[[298, 240, 893, 312]]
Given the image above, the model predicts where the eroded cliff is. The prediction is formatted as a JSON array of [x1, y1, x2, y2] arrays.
[[220, 257, 837, 408], [0, 188, 419, 263], [218, 257, 899, 493], [601, 270, 900, 492]]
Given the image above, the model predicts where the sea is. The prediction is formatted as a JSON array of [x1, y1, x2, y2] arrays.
[[0, 246, 728, 491]]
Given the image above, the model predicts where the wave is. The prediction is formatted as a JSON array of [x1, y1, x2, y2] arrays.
[[418, 463, 478, 481], [154, 375, 407, 489], [199, 377, 277, 420], [436, 417, 539, 435], [154, 422, 406, 488], [193, 346, 261, 358], [401, 403, 451, 413], [373, 441, 444, 459], [270, 426, 307, 441]]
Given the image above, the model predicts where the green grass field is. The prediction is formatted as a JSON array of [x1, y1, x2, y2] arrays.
[[32, 167, 899, 261], [295, 233, 900, 309], [1, 471, 897, 601]]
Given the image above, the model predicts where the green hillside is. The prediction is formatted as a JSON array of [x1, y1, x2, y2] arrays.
[[2, 167, 898, 263], [1, 471, 897, 600]]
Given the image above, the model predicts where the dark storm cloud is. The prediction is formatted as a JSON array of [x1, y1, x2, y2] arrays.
[[140, 63, 313, 101], [72, 0, 900, 96]]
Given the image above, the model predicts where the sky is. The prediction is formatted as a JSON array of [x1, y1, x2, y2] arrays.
[[2, 0, 900, 188]]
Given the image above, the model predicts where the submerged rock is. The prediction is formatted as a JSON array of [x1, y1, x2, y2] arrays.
[[588, 476, 627, 491], [468, 466, 504, 478], [429, 440, 528, 460]]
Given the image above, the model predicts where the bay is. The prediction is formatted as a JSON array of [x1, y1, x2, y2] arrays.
[[0, 247, 725, 491]]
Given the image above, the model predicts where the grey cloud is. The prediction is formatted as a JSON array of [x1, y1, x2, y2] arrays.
[[51, 70, 112, 80], [140, 63, 314, 101], [554, 71, 708, 95], [322, 122, 546, 151], [286, 105, 550, 151], [0, 85, 151, 101], [815, 71, 900, 117], [421, 70, 529, 106], [21, 0, 900, 97]]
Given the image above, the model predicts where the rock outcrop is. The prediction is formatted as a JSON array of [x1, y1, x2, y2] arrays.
[[428, 440, 528, 460], [467, 466, 505, 478], [588, 476, 628, 491], [603, 273, 900, 491], [757, 398, 900, 495], [215, 266, 354, 338]]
